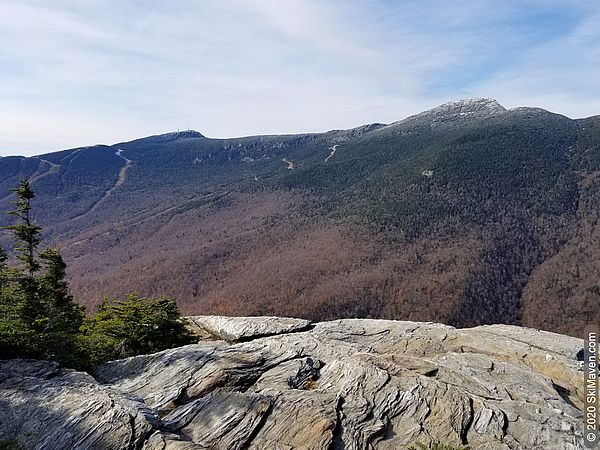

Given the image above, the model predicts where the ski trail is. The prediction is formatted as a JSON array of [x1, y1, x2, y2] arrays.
[[0, 157, 61, 203], [28, 157, 61, 184], [67, 148, 133, 222], [61, 148, 85, 169], [37, 157, 60, 171], [324, 144, 339, 163], [63, 192, 228, 249], [107, 149, 132, 195], [55, 147, 85, 193], [64, 200, 187, 249], [282, 158, 295, 170]]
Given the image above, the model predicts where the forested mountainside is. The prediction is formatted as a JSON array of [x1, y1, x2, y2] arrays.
[[1, 98, 598, 337]]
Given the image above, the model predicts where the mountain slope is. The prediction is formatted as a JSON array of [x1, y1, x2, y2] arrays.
[[0, 98, 598, 336]]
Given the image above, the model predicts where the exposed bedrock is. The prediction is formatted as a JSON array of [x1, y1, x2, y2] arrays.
[[1, 318, 585, 449]]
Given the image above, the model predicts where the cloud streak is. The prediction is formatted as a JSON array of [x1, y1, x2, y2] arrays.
[[0, 0, 599, 155]]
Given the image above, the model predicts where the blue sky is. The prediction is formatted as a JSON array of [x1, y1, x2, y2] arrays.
[[1, 0, 599, 156]]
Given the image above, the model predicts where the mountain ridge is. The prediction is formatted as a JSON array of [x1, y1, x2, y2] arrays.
[[3, 97, 564, 159], [0, 99, 598, 337]]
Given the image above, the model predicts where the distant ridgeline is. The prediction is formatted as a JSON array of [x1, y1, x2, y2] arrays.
[[1, 98, 599, 337]]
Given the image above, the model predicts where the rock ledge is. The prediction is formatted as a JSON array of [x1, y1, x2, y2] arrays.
[[0, 318, 585, 449], [187, 315, 312, 341]]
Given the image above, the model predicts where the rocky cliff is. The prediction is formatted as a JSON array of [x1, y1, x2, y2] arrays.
[[0, 317, 585, 449]]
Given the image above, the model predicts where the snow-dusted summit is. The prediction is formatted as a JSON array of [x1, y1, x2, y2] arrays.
[[432, 97, 505, 114], [379, 98, 508, 134], [412, 97, 507, 122]]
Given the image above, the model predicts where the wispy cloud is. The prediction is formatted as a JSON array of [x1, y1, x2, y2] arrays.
[[0, 0, 599, 155], [474, 4, 600, 117]]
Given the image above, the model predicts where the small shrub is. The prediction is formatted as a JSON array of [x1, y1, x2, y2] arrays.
[[0, 440, 23, 450], [79, 294, 197, 367]]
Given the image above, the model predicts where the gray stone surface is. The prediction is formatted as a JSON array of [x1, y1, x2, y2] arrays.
[[0, 318, 586, 449], [186, 315, 312, 341], [0, 359, 160, 450]]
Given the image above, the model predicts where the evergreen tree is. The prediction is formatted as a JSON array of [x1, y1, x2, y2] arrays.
[[5, 180, 41, 275], [38, 248, 85, 363], [0, 180, 194, 369], [0, 180, 84, 362], [0, 244, 33, 358], [80, 294, 196, 365]]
